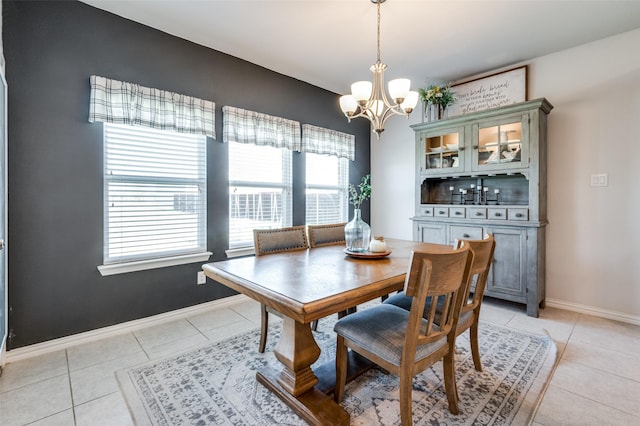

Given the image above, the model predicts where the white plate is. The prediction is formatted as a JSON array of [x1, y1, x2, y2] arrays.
[[446, 143, 459, 151], [429, 147, 445, 153]]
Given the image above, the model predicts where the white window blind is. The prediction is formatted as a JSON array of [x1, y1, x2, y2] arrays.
[[103, 123, 207, 264], [305, 153, 349, 225], [228, 141, 292, 249]]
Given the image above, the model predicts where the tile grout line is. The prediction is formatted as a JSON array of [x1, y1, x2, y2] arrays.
[[66, 349, 78, 426]]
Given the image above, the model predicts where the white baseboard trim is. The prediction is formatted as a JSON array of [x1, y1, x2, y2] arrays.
[[5, 294, 250, 364], [546, 298, 640, 326]]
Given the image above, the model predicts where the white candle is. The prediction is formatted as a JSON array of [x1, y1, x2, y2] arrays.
[[494, 189, 500, 194], [449, 186, 454, 191], [459, 188, 464, 193], [483, 187, 489, 192], [470, 184, 475, 189], [463, 189, 468, 195]]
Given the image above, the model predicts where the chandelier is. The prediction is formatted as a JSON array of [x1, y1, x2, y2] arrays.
[[339, 0, 418, 138]]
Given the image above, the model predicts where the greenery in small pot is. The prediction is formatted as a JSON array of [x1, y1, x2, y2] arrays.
[[348, 174, 371, 210], [419, 84, 456, 109]]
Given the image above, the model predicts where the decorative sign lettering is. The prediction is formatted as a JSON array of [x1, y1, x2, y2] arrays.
[[448, 66, 527, 117]]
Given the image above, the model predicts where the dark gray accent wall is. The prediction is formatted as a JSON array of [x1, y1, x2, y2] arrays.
[[2, 0, 370, 349]]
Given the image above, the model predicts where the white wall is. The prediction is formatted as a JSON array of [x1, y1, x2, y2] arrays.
[[371, 28, 640, 322]]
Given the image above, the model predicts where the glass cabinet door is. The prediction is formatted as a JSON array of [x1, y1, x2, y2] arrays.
[[472, 115, 528, 171], [422, 128, 463, 174]]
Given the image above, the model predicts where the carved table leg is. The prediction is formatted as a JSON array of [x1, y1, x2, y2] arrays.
[[274, 316, 321, 395], [255, 316, 349, 426]]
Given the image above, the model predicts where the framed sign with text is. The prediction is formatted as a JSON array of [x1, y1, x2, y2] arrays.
[[447, 66, 527, 117]]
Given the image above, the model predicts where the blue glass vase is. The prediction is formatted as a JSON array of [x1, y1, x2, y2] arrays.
[[344, 209, 371, 252]]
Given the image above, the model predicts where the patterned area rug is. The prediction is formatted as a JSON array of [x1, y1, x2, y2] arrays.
[[117, 317, 556, 425]]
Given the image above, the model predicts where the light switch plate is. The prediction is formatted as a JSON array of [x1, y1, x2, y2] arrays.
[[197, 271, 206, 285], [590, 173, 608, 187]]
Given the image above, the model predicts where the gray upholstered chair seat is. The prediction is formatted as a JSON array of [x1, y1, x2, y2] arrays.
[[383, 293, 473, 326], [333, 304, 446, 367]]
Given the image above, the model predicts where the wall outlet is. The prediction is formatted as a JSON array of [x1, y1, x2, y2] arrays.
[[590, 173, 608, 187], [197, 271, 206, 285]]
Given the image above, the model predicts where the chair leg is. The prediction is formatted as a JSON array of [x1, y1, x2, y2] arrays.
[[470, 320, 483, 372], [334, 335, 348, 403], [259, 303, 268, 353], [311, 320, 318, 331], [399, 370, 414, 426], [443, 351, 460, 415]]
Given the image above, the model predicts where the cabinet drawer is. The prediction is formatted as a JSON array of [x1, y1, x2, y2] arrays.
[[488, 208, 507, 220], [468, 207, 486, 219], [508, 208, 529, 221], [435, 207, 449, 217], [450, 207, 466, 218], [450, 225, 483, 242], [421, 207, 434, 217]]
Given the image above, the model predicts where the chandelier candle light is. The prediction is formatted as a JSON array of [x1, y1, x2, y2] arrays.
[[339, 0, 418, 138]]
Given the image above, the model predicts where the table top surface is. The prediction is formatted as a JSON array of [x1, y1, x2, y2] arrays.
[[203, 239, 449, 322]]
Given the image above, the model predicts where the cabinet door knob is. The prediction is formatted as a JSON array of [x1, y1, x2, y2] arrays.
[[463, 233, 470, 238], [495, 212, 502, 217], [455, 211, 462, 215], [516, 213, 523, 218], [459, 147, 465, 151], [473, 144, 478, 149], [439, 211, 445, 214], [476, 212, 483, 216]]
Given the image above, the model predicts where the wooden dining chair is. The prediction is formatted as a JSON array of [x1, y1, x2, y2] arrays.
[[306, 223, 354, 329], [383, 234, 496, 371], [334, 244, 474, 425], [307, 222, 346, 248], [254, 226, 310, 353]]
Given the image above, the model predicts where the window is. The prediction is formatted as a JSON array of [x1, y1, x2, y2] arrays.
[[228, 142, 292, 249], [305, 153, 348, 225], [101, 123, 207, 269]]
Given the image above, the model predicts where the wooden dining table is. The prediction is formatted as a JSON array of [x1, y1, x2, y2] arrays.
[[202, 238, 448, 426]]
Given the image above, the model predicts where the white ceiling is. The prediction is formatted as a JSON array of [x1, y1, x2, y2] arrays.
[[80, 0, 640, 94]]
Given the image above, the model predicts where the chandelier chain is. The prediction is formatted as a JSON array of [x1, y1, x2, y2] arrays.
[[377, 1, 381, 63]]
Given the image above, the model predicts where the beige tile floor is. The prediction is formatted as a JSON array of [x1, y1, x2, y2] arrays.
[[1, 297, 639, 425]]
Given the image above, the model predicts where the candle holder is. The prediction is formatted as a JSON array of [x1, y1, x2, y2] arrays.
[[484, 190, 500, 205], [449, 186, 500, 204]]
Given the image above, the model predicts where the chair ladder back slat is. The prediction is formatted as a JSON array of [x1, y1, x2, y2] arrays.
[[459, 234, 496, 312]]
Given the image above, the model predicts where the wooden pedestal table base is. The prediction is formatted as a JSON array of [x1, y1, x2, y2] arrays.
[[255, 316, 349, 426]]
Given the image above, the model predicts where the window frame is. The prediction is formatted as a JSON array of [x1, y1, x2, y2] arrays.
[[305, 152, 349, 225], [227, 141, 293, 254], [97, 123, 210, 276]]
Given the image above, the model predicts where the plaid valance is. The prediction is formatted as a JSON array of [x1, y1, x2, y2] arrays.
[[302, 124, 355, 161], [89, 75, 216, 138], [222, 106, 301, 151]]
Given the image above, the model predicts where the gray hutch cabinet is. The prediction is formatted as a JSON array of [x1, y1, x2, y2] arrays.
[[411, 98, 552, 317]]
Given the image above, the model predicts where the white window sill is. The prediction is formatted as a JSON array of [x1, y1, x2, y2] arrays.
[[98, 252, 213, 276], [225, 247, 256, 259]]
